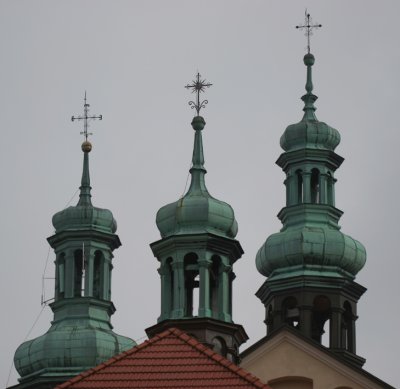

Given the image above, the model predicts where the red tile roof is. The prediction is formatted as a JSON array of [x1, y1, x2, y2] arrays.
[[56, 327, 270, 389]]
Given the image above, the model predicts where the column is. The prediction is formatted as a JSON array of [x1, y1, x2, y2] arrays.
[[158, 258, 171, 321], [287, 174, 297, 206], [64, 249, 74, 298], [349, 315, 357, 353], [331, 177, 337, 206], [171, 255, 185, 318], [198, 256, 212, 317], [299, 305, 313, 338], [218, 257, 232, 322], [102, 252, 112, 301], [85, 247, 95, 297], [319, 173, 328, 204], [330, 308, 342, 349], [303, 171, 311, 203]]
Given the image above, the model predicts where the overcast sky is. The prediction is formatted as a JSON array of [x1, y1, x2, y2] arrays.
[[1, 1, 399, 387]]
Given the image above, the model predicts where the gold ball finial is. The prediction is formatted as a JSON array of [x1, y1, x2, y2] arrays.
[[81, 140, 92, 153]]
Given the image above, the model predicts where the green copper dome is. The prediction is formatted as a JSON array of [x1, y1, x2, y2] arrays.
[[256, 205, 366, 279], [156, 116, 238, 239], [14, 300, 134, 379], [52, 142, 117, 234], [280, 54, 340, 152], [256, 52, 366, 281], [14, 136, 135, 386]]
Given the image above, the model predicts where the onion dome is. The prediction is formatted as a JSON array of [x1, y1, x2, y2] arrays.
[[256, 213, 367, 279], [256, 52, 366, 281], [156, 116, 238, 239], [280, 54, 341, 152], [14, 303, 134, 378], [52, 141, 117, 234]]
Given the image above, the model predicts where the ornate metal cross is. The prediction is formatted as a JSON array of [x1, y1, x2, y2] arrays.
[[296, 10, 322, 54], [71, 92, 102, 141], [185, 72, 212, 116]]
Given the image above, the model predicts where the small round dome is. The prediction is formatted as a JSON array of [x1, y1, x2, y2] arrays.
[[156, 193, 238, 239], [52, 205, 117, 233], [256, 226, 366, 278], [280, 119, 341, 152], [156, 115, 238, 240]]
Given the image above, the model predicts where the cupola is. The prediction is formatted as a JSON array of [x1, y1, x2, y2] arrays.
[[255, 16, 367, 369], [146, 74, 247, 364], [156, 115, 238, 239], [13, 95, 135, 388]]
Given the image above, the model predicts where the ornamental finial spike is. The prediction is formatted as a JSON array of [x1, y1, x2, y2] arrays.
[[296, 10, 322, 54], [185, 72, 212, 116], [71, 92, 103, 152]]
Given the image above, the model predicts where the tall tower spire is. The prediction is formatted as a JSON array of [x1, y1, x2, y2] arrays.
[[13, 96, 135, 389], [255, 16, 367, 368], [146, 74, 247, 363]]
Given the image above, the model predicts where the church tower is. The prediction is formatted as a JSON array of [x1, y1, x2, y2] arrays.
[[255, 44, 367, 367], [146, 74, 248, 363], [13, 96, 135, 389]]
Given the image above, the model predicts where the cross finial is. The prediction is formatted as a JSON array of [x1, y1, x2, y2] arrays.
[[71, 92, 103, 141], [185, 72, 212, 116], [296, 10, 322, 54]]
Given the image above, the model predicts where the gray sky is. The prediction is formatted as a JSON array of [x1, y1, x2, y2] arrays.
[[1, 1, 399, 387]]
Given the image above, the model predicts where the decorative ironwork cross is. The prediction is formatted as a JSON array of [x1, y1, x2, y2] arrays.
[[71, 92, 102, 141], [185, 72, 212, 116], [296, 10, 322, 54]]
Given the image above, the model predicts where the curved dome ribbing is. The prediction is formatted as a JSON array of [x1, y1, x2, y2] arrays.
[[156, 116, 238, 239], [280, 54, 340, 152], [14, 305, 134, 378], [14, 140, 135, 384], [52, 148, 117, 234], [256, 53, 366, 281]]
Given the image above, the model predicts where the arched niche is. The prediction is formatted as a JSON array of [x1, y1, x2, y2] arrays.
[[268, 376, 313, 389]]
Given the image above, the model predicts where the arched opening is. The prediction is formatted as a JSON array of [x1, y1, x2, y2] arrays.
[[282, 297, 299, 328], [57, 253, 66, 300], [74, 249, 84, 297], [184, 253, 199, 317], [312, 295, 331, 344], [342, 301, 354, 352], [212, 336, 227, 357], [296, 170, 303, 204], [311, 168, 320, 203], [93, 251, 103, 299]]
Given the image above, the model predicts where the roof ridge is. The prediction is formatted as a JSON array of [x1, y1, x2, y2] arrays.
[[56, 327, 270, 389], [170, 327, 270, 388]]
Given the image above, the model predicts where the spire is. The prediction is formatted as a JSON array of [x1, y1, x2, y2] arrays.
[[150, 74, 246, 362], [184, 73, 212, 195], [13, 95, 134, 388], [71, 93, 102, 207], [256, 12, 366, 368], [301, 53, 318, 121], [295, 11, 321, 121], [78, 142, 92, 206]]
